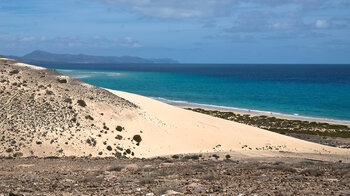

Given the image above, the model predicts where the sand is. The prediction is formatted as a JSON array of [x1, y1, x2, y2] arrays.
[[106, 89, 350, 161], [0, 58, 349, 162]]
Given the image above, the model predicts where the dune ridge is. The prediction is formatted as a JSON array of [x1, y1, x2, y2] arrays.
[[0, 57, 349, 162]]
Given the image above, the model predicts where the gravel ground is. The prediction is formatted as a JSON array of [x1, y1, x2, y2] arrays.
[[1, 155, 349, 195]]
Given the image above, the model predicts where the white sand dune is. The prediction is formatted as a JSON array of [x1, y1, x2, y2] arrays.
[[106, 89, 350, 161]]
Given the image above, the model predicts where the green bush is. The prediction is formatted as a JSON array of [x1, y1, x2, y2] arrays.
[[116, 126, 124, 132], [133, 135, 142, 143], [13, 152, 23, 157], [9, 70, 19, 74], [77, 100, 87, 107]]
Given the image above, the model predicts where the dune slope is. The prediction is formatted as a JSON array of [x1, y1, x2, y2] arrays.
[[107, 89, 349, 160], [0, 58, 349, 161]]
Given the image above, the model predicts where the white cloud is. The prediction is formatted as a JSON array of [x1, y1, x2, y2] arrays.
[[94, 0, 346, 20], [120, 36, 142, 48], [270, 22, 292, 30], [207, 33, 256, 43], [315, 19, 329, 28], [20, 36, 36, 42], [97, 0, 237, 19]]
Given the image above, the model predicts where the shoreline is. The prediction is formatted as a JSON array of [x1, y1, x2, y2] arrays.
[[55, 68, 350, 126], [149, 97, 350, 126], [178, 105, 350, 126]]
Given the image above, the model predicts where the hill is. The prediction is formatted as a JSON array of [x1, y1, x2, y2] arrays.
[[7, 50, 178, 64]]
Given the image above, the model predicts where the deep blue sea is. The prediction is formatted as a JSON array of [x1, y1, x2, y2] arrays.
[[39, 63, 350, 123]]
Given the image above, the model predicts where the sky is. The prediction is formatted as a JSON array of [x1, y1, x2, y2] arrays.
[[0, 0, 350, 64]]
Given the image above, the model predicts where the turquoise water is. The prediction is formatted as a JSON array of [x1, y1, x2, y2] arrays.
[[54, 64, 350, 123]]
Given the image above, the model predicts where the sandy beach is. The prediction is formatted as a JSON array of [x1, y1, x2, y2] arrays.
[[106, 89, 350, 161], [175, 105, 350, 126]]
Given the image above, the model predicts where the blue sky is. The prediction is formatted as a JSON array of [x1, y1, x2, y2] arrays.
[[0, 0, 350, 63]]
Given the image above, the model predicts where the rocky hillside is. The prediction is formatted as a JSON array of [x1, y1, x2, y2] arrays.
[[0, 57, 143, 158]]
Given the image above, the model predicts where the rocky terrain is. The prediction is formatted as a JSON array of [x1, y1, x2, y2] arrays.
[[1, 155, 349, 195], [0, 57, 143, 158]]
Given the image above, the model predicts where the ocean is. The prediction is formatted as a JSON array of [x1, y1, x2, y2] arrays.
[[39, 63, 350, 123]]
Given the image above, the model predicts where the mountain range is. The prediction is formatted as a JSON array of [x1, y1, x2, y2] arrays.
[[7, 50, 178, 64]]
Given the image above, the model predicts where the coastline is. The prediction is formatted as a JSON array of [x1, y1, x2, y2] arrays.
[[1, 56, 349, 160], [55, 67, 350, 127], [55, 68, 350, 126], [149, 97, 350, 126], [179, 106, 350, 126]]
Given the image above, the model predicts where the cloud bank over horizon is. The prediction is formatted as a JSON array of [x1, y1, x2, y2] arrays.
[[0, 0, 349, 63]]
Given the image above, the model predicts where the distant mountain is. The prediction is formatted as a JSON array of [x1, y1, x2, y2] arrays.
[[7, 50, 178, 64]]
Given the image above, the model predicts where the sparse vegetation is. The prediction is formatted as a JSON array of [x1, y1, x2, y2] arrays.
[[133, 134, 142, 143], [9, 70, 19, 75], [0, 154, 349, 195], [57, 78, 67, 83], [64, 98, 72, 104], [186, 108, 350, 139], [106, 146, 112, 151], [45, 90, 54, 95], [77, 100, 87, 107], [107, 164, 125, 172], [86, 137, 97, 146], [139, 176, 155, 185], [116, 126, 124, 132], [13, 152, 23, 157], [85, 115, 94, 120], [301, 168, 325, 177]]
